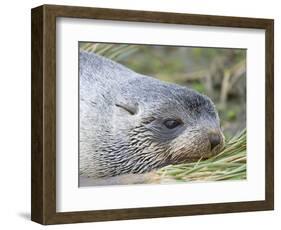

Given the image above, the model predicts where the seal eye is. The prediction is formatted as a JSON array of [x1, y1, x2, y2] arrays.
[[163, 119, 182, 129]]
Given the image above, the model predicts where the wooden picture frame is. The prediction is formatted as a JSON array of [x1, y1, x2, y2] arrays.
[[31, 4, 274, 225]]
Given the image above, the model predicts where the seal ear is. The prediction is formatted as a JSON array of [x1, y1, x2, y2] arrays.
[[115, 101, 139, 115]]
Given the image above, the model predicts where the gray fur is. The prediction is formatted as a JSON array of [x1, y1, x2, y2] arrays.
[[79, 51, 224, 180]]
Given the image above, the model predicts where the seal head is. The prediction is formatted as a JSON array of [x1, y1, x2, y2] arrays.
[[79, 51, 224, 178]]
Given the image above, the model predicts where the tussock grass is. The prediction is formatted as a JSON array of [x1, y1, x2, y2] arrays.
[[80, 43, 138, 61], [156, 129, 246, 182]]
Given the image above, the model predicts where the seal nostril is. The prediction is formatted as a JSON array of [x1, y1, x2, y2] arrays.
[[209, 133, 221, 150]]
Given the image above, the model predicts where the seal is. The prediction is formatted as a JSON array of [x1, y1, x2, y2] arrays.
[[79, 51, 224, 183]]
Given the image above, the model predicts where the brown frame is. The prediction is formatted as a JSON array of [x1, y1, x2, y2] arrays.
[[31, 4, 274, 225]]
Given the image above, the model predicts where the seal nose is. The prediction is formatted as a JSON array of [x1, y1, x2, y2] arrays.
[[208, 132, 221, 150]]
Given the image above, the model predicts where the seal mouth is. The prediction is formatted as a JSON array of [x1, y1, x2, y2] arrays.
[[172, 140, 225, 164], [167, 128, 225, 165]]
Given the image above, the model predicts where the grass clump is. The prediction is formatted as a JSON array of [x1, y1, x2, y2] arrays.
[[156, 129, 246, 183]]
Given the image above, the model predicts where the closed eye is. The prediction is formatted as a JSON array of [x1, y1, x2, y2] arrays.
[[163, 119, 182, 129]]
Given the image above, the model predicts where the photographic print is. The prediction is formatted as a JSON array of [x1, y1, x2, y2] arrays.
[[31, 5, 273, 224], [79, 42, 246, 187]]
